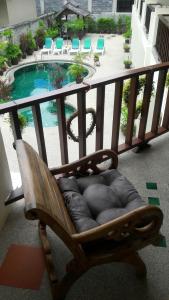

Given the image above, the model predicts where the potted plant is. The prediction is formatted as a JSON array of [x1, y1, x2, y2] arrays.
[[0, 79, 11, 101], [46, 27, 58, 39], [120, 76, 154, 137], [94, 54, 100, 66], [123, 43, 130, 53], [6, 43, 22, 65], [124, 58, 132, 69], [117, 16, 123, 34], [68, 53, 86, 83], [0, 56, 7, 75], [123, 29, 132, 44], [3, 29, 13, 43], [26, 31, 36, 55], [19, 33, 28, 58], [121, 104, 136, 136], [35, 28, 46, 49], [0, 79, 28, 132], [67, 18, 84, 39]]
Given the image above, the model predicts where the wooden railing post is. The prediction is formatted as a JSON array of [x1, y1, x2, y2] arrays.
[[151, 69, 167, 134], [10, 109, 22, 141], [95, 86, 105, 151], [138, 71, 154, 140], [111, 81, 123, 152], [125, 77, 138, 146], [162, 89, 169, 130], [57, 96, 69, 165], [32, 103, 48, 164], [77, 91, 86, 158]]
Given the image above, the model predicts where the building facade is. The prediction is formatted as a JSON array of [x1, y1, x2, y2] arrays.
[[131, 0, 169, 67], [0, 0, 37, 27], [35, 0, 134, 16]]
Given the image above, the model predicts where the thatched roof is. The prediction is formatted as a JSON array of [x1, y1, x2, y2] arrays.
[[56, 1, 90, 18]]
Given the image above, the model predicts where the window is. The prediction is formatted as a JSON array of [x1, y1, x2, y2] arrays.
[[117, 0, 134, 13]]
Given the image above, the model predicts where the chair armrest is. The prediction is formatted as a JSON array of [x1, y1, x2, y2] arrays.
[[71, 205, 163, 243], [50, 149, 118, 177]]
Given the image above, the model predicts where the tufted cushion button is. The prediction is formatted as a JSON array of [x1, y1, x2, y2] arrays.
[[83, 184, 121, 218]]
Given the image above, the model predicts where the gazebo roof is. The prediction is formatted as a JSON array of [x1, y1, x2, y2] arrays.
[[56, 1, 90, 18]]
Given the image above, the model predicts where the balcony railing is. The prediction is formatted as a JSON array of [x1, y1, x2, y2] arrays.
[[0, 62, 169, 204], [145, 4, 162, 34], [156, 15, 169, 62], [139, 0, 145, 17]]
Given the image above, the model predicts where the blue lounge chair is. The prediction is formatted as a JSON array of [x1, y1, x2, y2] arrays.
[[81, 37, 92, 53], [69, 38, 80, 54], [41, 37, 53, 56], [53, 38, 64, 55], [94, 37, 105, 55]]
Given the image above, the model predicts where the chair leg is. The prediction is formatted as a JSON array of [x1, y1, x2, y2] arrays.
[[39, 222, 87, 300], [122, 252, 147, 278], [54, 267, 86, 300]]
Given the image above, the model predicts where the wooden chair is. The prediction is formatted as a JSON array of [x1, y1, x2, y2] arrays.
[[16, 140, 163, 300]]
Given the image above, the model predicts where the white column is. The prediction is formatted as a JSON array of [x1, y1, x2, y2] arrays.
[[88, 0, 92, 13], [40, 0, 44, 14], [0, 129, 12, 230], [112, 0, 117, 13]]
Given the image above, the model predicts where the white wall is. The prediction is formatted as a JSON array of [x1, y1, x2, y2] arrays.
[[6, 0, 37, 25], [0, 130, 11, 231], [0, 0, 9, 27], [131, 0, 169, 67]]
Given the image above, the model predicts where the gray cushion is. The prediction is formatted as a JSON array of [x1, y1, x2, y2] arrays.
[[58, 169, 146, 233]]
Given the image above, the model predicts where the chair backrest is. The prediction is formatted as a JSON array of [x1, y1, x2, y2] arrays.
[[16, 140, 75, 236], [56, 37, 63, 49], [84, 38, 91, 49], [45, 37, 52, 48], [97, 38, 104, 50], [72, 38, 80, 49]]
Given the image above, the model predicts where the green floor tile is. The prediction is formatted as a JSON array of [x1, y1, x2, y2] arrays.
[[146, 182, 157, 190], [158, 236, 167, 248], [148, 197, 160, 206], [153, 234, 167, 248]]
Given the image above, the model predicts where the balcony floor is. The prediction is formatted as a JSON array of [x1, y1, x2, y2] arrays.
[[0, 133, 169, 300]]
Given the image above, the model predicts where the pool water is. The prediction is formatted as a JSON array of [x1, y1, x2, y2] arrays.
[[11, 62, 88, 127]]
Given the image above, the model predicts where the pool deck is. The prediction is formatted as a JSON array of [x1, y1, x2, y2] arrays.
[[0, 33, 128, 178]]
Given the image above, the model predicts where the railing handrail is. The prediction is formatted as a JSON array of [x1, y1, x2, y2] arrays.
[[1, 62, 169, 114]]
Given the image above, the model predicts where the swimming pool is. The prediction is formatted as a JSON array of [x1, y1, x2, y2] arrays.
[[11, 61, 89, 127]]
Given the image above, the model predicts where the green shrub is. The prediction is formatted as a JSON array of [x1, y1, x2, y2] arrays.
[[123, 76, 149, 105], [26, 31, 36, 54], [3, 29, 13, 42], [125, 16, 131, 32], [20, 33, 28, 55], [85, 17, 97, 33], [18, 113, 28, 131], [123, 29, 132, 39], [6, 43, 22, 64], [97, 17, 116, 33], [0, 79, 11, 101], [35, 27, 46, 48], [0, 56, 7, 69], [0, 41, 8, 55], [117, 16, 123, 34], [68, 53, 86, 83], [166, 73, 169, 87], [67, 18, 84, 34], [46, 27, 58, 39]]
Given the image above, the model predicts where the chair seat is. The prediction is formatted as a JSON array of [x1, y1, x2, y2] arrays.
[[58, 169, 146, 233]]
